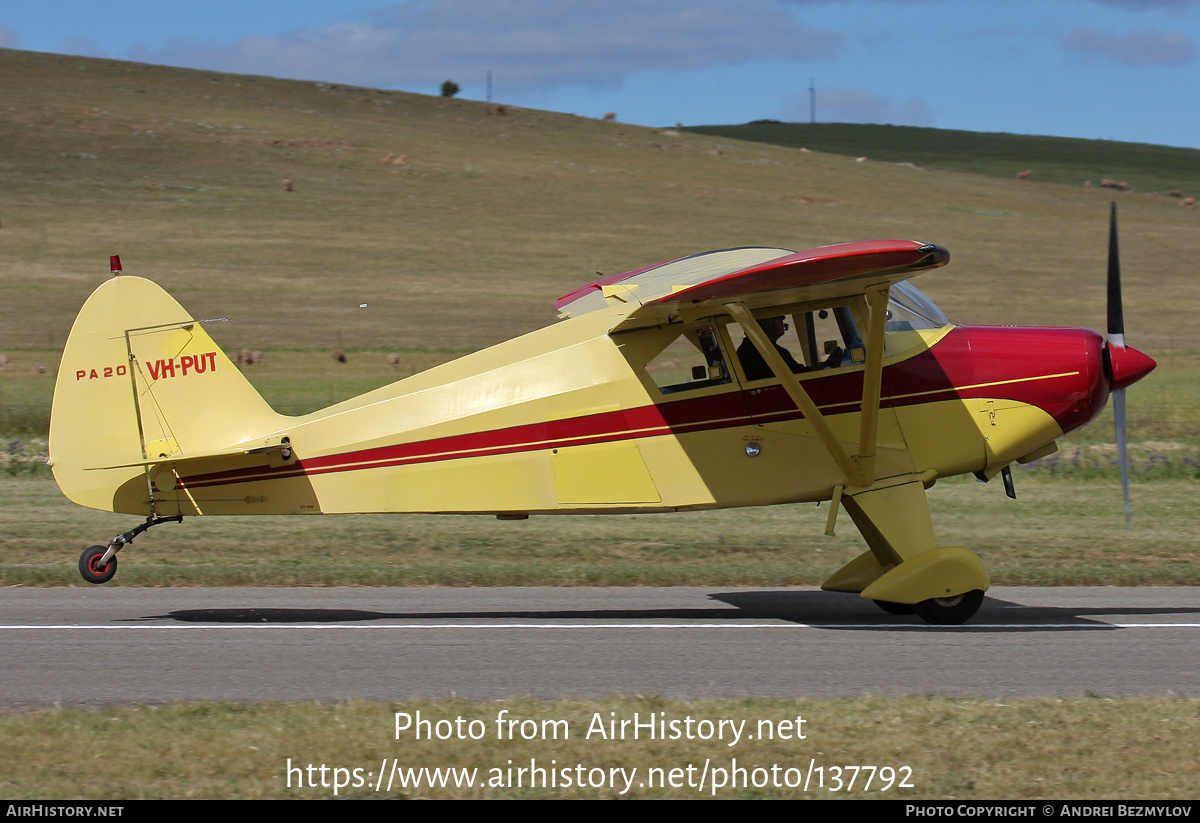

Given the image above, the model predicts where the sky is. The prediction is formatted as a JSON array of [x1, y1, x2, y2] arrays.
[[2, 0, 1198, 148]]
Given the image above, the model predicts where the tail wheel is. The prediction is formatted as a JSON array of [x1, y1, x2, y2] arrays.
[[79, 545, 117, 585], [914, 589, 984, 625]]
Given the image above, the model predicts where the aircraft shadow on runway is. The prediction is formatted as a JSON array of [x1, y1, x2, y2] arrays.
[[133, 590, 1198, 631]]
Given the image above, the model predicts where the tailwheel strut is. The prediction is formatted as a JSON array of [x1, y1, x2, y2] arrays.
[[77, 515, 183, 584]]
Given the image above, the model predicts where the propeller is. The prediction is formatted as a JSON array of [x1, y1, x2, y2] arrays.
[[1102, 203, 1157, 529], [1107, 202, 1133, 529]]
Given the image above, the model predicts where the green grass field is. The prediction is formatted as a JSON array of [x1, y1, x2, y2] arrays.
[[684, 122, 1200, 194]]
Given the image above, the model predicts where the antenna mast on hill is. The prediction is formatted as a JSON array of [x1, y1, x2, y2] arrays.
[[810, 78, 816, 124], [487, 70, 493, 104]]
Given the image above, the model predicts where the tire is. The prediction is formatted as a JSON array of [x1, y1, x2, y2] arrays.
[[874, 599, 916, 615], [914, 589, 984, 625], [79, 545, 117, 585]]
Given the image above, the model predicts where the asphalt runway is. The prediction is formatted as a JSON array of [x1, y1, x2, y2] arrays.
[[1, 586, 1197, 707]]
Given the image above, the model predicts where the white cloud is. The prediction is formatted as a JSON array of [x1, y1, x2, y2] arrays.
[[1060, 26, 1196, 65], [125, 0, 842, 92]]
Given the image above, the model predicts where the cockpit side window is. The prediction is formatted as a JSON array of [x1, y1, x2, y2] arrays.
[[645, 326, 733, 395], [806, 305, 865, 368], [728, 302, 865, 383]]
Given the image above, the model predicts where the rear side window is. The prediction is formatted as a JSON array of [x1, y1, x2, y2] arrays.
[[645, 326, 733, 394]]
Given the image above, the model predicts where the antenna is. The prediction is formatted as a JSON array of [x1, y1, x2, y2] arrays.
[[809, 78, 816, 124]]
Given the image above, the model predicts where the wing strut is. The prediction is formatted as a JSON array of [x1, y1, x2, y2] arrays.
[[855, 285, 890, 487], [725, 301, 859, 484], [725, 288, 891, 489]]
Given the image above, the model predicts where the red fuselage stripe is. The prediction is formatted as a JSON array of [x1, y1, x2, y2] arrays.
[[177, 325, 1106, 490]]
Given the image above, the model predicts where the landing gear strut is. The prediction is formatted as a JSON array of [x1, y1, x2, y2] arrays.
[[77, 515, 183, 584]]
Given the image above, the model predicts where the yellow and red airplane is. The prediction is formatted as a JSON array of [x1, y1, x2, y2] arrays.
[[48, 206, 1154, 623]]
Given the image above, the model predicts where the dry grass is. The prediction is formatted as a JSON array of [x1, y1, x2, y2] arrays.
[[2, 47, 1197, 361], [2, 473, 1198, 587], [1, 696, 1195, 799]]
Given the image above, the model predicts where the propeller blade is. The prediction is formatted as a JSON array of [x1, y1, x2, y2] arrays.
[[1107, 201, 1125, 348], [1106, 203, 1133, 528], [1113, 387, 1132, 529]]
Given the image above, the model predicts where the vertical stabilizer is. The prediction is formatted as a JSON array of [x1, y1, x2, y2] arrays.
[[49, 275, 282, 512]]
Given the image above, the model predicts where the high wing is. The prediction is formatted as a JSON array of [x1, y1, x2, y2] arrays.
[[557, 239, 950, 492], [556, 239, 949, 332]]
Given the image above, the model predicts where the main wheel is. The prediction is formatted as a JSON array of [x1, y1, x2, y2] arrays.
[[79, 545, 117, 585], [914, 589, 984, 625], [873, 599, 916, 615]]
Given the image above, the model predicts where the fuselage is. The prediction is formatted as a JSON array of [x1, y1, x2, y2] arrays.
[[153, 302, 1147, 518], [49, 237, 1157, 616], [50, 252, 1154, 521]]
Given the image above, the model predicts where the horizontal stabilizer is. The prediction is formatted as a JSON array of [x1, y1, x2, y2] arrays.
[[86, 439, 292, 471]]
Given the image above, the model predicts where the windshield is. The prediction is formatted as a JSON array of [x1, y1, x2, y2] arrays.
[[886, 281, 949, 331]]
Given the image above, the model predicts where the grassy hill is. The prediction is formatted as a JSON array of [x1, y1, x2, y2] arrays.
[[0, 48, 1196, 438], [684, 122, 1200, 194], [3, 48, 1197, 346], [0, 48, 1195, 590]]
